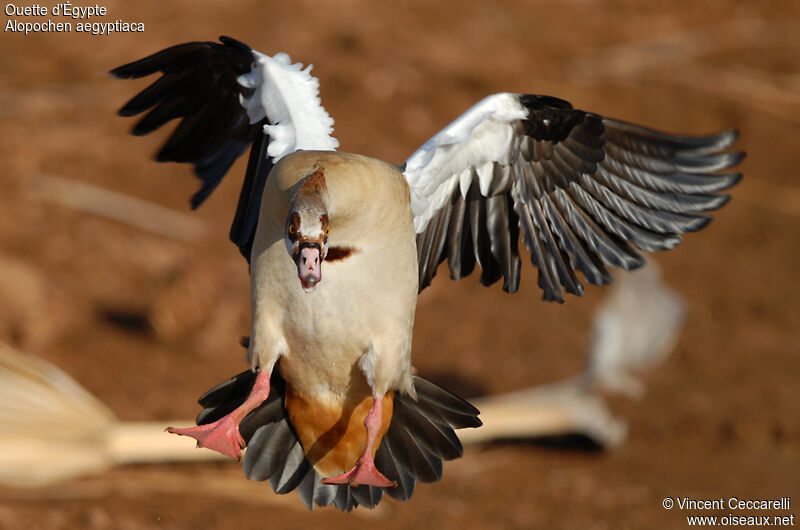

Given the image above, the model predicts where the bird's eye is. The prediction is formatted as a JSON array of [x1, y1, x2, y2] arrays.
[[324, 227, 330, 237], [288, 224, 297, 235]]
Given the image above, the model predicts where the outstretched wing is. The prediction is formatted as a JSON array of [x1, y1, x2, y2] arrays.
[[111, 36, 338, 259], [405, 93, 742, 301]]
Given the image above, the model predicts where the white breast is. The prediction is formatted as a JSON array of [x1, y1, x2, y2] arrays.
[[248, 151, 418, 398]]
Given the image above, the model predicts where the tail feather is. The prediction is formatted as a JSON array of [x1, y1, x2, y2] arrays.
[[411, 377, 483, 429], [268, 433, 307, 494], [384, 419, 443, 483], [242, 422, 285, 480], [374, 437, 416, 501], [193, 367, 480, 510], [392, 395, 465, 459], [351, 483, 384, 509], [296, 465, 339, 509], [196, 369, 259, 417]]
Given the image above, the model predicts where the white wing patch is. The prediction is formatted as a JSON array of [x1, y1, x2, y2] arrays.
[[238, 52, 339, 162], [403, 93, 528, 233]]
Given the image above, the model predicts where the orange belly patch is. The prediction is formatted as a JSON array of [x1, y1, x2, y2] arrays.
[[285, 385, 394, 477]]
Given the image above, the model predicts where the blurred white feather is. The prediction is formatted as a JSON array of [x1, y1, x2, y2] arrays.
[[464, 261, 687, 447], [0, 342, 221, 487], [0, 343, 115, 486], [585, 260, 686, 398]]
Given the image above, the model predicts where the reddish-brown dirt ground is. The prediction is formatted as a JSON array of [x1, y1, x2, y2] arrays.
[[1, 1, 798, 528]]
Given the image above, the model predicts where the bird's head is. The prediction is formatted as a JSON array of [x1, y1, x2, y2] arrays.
[[286, 170, 330, 293]]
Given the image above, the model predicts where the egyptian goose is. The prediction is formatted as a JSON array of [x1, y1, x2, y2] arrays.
[[111, 36, 742, 510]]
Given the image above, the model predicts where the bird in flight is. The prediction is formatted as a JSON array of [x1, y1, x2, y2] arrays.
[[111, 36, 742, 510]]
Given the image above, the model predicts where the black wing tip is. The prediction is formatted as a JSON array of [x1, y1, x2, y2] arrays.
[[108, 53, 162, 80], [109, 61, 148, 80], [705, 128, 739, 150], [108, 65, 130, 79], [543, 291, 566, 303], [189, 192, 205, 210], [118, 105, 142, 118], [705, 150, 745, 172], [726, 171, 744, 188], [724, 151, 746, 169], [109, 37, 241, 79], [501, 277, 520, 294], [110, 53, 157, 79], [109, 35, 254, 87], [219, 35, 253, 52], [458, 413, 483, 429], [706, 192, 733, 212], [722, 127, 739, 141], [130, 124, 152, 136], [685, 214, 713, 233], [518, 93, 575, 111]]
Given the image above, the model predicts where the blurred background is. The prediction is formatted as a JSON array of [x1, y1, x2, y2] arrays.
[[1, 0, 798, 528]]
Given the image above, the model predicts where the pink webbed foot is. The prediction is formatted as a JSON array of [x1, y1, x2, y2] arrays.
[[322, 458, 397, 488], [168, 369, 273, 461], [167, 415, 245, 460]]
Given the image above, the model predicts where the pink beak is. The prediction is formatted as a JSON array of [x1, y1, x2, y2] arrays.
[[296, 244, 322, 292]]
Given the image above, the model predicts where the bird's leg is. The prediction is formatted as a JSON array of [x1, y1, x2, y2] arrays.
[[167, 369, 271, 461], [322, 395, 396, 488]]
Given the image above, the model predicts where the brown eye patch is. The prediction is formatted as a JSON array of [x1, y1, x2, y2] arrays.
[[288, 212, 301, 241], [320, 213, 329, 238]]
